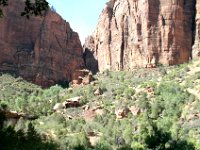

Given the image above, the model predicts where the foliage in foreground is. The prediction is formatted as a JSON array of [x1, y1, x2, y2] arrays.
[[0, 113, 58, 150], [1, 60, 200, 149]]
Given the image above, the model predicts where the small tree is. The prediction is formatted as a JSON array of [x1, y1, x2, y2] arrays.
[[50, 5, 56, 12], [0, 0, 49, 18]]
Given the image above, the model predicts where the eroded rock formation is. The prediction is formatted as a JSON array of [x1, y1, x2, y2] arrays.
[[193, 0, 200, 58], [83, 36, 98, 74], [0, 0, 84, 87], [84, 0, 196, 72]]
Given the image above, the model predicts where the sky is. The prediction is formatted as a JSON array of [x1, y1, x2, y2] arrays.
[[47, 0, 109, 44]]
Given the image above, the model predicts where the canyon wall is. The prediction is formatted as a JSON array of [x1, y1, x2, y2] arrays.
[[84, 0, 196, 72], [0, 0, 84, 87], [83, 36, 98, 74], [193, 0, 200, 58]]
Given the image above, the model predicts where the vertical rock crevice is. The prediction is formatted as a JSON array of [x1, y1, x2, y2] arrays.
[[193, 0, 200, 58], [84, 0, 198, 72], [83, 36, 99, 74]]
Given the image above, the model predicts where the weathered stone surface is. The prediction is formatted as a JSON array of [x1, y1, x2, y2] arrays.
[[53, 103, 65, 113], [0, 0, 84, 87], [84, 0, 196, 72], [193, 0, 200, 58], [1, 110, 38, 120], [63, 96, 82, 108], [94, 87, 103, 96], [83, 36, 98, 74], [129, 106, 140, 116], [53, 96, 82, 113], [115, 107, 129, 119], [71, 69, 95, 86], [83, 106, 103, 121]]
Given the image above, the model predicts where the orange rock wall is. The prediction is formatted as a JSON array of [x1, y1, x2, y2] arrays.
[[0, 0, 84, 87], [193, 0, 200, 58], [84, 0, 196, 72]]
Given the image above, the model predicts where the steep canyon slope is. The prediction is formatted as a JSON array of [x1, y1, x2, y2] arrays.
[[0, 0, 84, 87], [84, 0, 198, 72], [193, 0, 200, 58]]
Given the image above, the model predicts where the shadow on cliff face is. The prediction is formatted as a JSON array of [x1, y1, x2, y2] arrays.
[[83, 48, 99, 74], [192, 0, 197, 45]]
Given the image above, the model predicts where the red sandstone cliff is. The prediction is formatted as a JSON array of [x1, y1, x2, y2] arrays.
[[84, 0, 196, 72], [0, 0, 84, 87], [83, 36, 98, 74], [193, 0, 200, 58]]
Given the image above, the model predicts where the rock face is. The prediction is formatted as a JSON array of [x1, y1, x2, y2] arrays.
[[72, 69, 95, 86], [0, 0, 84, 87], [84, 0, 196, 72], [83, 36, 98, 74], [193, 0, 200, 58]]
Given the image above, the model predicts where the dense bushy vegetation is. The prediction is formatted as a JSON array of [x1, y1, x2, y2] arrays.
[[1, 60, 200, 149]]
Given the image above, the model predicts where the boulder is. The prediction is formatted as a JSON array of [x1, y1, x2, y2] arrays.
[[53, 96, 83, 113], [83, 106, 104, 121], [87, 132, 101, 147], [83, 109, 96, 121], [53, 103, 65, 112], [63, 96, 82, 108], [82, 105, 90, 111], [72, 70, 90, 81], [129, 106, 141, 116], [94, 87, 103, 96], [145, 86, 155, 94], [72, 70, 95, 86], [72, 77, 83, 85], [82, 72, 95, 85], [1, 110, 38, 120], [115, 107, 129, 119]]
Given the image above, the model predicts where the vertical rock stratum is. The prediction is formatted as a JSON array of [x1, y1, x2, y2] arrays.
[[0, 0, 84, 87], [193, 0, 200, 58], [84, 0, 197, 72]]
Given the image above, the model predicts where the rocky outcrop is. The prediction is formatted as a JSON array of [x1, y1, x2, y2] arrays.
[[1, 110, 38, 120], [72, 69, 95, 86], [83, 106, 104, 121], [115, 107, 129, 119], [53, 96, 82, 113], [193, 0, 200, 58], [0, 0, 84, 87], [84, 0, 196, 72]]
